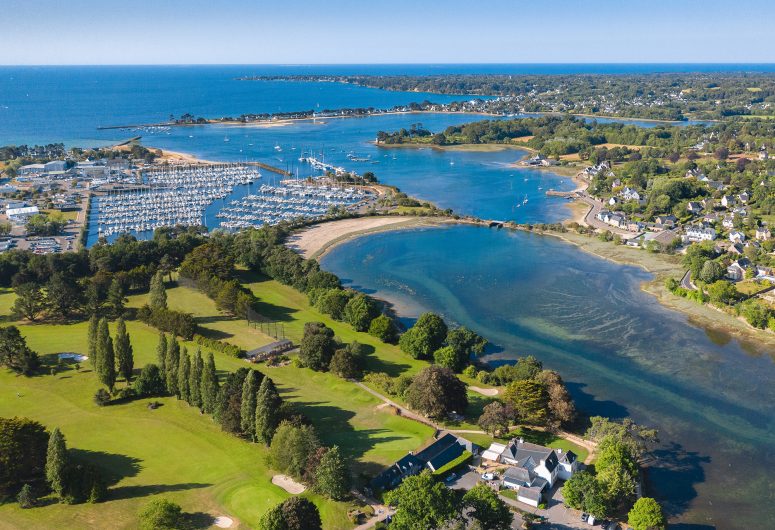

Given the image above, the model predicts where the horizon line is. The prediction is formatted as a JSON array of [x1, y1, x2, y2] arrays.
[[2, 62, 775, 67]]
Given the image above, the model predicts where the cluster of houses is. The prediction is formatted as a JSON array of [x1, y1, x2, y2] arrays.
[[522, 153, 559, 167], [370, 433, 580, 508]]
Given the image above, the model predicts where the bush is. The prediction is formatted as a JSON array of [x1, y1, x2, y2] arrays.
[[137, 305, 197, 340], [193, 334, 244, 358], [139, 498, 183, 530], [134, 364, 167, 397], [368, 315, 399, 343], [17, 483, 36, 508], [93, 389, 111, 406]]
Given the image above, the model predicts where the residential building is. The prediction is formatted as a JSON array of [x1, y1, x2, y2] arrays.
[[685, 225, 717, 242], [755, 227, 771, 241], [729, 230, 746, 243], [727, 259, 751, 281], [621, 187, 641, 201], [44, 160, 68, 173], [687, 201, 703, 214], [721, 195, 735, 208]]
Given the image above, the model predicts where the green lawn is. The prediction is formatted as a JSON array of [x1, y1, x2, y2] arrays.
[[0, 282, 436, 529]]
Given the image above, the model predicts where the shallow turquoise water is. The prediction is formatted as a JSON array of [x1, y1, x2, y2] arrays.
[[322, 225, 775, 529]]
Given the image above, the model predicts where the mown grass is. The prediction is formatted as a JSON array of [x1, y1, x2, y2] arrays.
[[0, 280, 436, 529]]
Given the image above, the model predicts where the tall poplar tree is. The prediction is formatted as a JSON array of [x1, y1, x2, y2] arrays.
[[255, 376, 282, 444], [149, 270, 168, 310], [177, 347, 190, 402], [189, 348, 203, 408], [46, 427, 69, 500], [96, 318, 116, 392], [240, 370, 261, 438], [87, 314, 99, 370], [165, 338, 180, 396], [114, 318, 134, 383], [156, 332, 167, 377], [201, 352, 219, 414]]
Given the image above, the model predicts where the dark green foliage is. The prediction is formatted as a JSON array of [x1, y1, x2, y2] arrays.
[[201, 352, 219, 414], [628, 497, 667, 530], [299, 322, 336, 371], [384, 470, 458, 530], [314, 288, 352, 320], [343, 293, 380, 331], [399, 312, 447, 360], [114, 318, 134, 382], [562, 471, 609, 519], [268, 421, 320, 480], [502, 379, 549, 426], [368, 314, 399, 343], [11, 282, 45, 321], [0, 417, 49, 495], [446, 326, 487, 357], [95, 318, 116, 391], [134, 364, 166, 397], [477, 401, 515, 436], [433, 346, 466, 373], [0, 325, 40, 375], [165, 338, 180, 395], [177, 348, 190, 402], [148, 270, 168, 310], [488, 355, 543, 385], [258, 497, 322, 530], [156, 332, 167, 376], [215, 368, 249, 434], [93, 388, 111, 406], [107, 277, 126, 318], [240, 370, 262, 439], [328, 345, 362, 379], [314, 445, 351, 500], [17, 483, 36, 508], [137, 305, 197, 340], [87, 314, 99, 369], [462, 483, 512, 530], [46, 273, 82, 319], [46, 427, 68, 498], [306, 270, 341, 291], [255, 376, 282, 445], [404, 366, 468, 419], [189, 349, 203, 408]]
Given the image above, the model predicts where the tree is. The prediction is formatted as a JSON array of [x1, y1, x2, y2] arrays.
[[399, 312, 448, 360], [404, 366, 468, 419], [201, 352, 219, 413], [0, 326, 40, 375], [240, 370, 261, 439], [107, 278, 126, 318], [586, 416, 658, 457], [139, 498, 183, 530], [156, 332, 167, 377], [707, 280, 738, 306], [46, 427, 69, 499], [343, 293, 380, 331], [96, 318, 116, 392], [46, 273, 81, 319], [562, 471, 609, 520], [477, 401, 515, 437], [446, 326, 487, 357], [462, 483, 512, 530], [314, 445, 351, 500], [17, 483, 36, 508], [177, 348, 190, 402], [114, 318, 134, 383], [384, 471, 458, 530], [0, 417, 49, 495], [489, 355, 543, 385], [268, 421, 320, 479], [278, 497, 322, 530], [535, 370, 576, 427], [368, 314, 399, 343], [189, 348, 203, 408], [257, 503, 287, 530], [433, 346, 467, 372], [165, 338, 180, 395], [215, 368, 248, 434], [87, 314, 99, 369], [329, 346, 362, 379], [315, 289, 351, 320], [502, 379, 549, 426], [134, 364, 166, 396], [699, 260, 725, 283], [299, 322, 336, 371], [12, 283, 45, 321], [255, 376, 282, 444], [628, 497, 666, 530], [149, 270, 168, 310]]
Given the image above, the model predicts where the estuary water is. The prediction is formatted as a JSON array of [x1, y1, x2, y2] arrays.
[[4, 65, 775, 528]]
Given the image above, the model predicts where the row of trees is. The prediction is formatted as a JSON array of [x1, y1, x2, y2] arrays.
[[87, 316, 134, 393], [399, 312, 487, 372]]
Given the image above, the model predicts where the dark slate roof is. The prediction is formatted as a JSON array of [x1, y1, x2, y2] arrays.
[[246, 339, 294, 359], [415, 433, 465, 471], [503, 466, 531, 485], [518, 487, 543, 502], [370, 454, 423, 491], [558, 449, 577, 465]]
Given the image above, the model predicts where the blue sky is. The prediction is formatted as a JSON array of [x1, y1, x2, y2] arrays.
[[1, 0, 773, 64]]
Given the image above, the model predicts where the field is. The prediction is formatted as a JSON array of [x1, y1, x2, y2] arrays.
[[0, 278, 436, 529]]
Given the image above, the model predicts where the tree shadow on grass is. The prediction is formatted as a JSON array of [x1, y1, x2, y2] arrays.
[[69, 449, 142, 486], [195, 326, 234, 341], [184, 512, 217, 529], [360, 346, 413, 378], [250, 299, 297, 324], [109, 482, 211, 501]]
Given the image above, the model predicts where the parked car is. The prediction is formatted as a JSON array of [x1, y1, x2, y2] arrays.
[[581, 513, 589, 523], [445, 473, 457, 483], [481, 472, 495, 481]]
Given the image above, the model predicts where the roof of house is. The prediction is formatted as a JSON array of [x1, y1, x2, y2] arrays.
[[245, 339, 293, 359], [414, 433, 466, 471], [517, 487, 543, 502], [500, 440, 559, 473]]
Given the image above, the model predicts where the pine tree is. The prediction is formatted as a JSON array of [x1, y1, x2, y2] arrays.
[[255, 376, 282, 444], [87, 314, 99, 370], [156, 332, 167, 378], [201, 352, 219, 414], [240, 370, 260, 438], [107, 278, 126, 318], [178, 347, 190, 402], [96, 318, 116, 392], [114, 318, 134, 383], [165, 338, 180, 396], [17, 483, 35, 508], [46, 427, 69, 499], [189, 348, 203, 408], [149, 270, 168, 310]]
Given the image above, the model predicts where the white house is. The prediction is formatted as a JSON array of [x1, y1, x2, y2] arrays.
[[484, 438, 580, 507], [729, 230, 746, 243], [685, 226, 717, 242], [727, 259, 750, 281], [721, 195, 735, 208], [621, 187, 641, 201], [755, 227, 771, 241]]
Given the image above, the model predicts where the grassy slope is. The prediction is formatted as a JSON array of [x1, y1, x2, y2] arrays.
[[0, 280, 435, 530]]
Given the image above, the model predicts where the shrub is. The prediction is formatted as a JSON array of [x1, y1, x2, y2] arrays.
[[93, 389, 111, 407], [193, 334, 244, 358], [137, 305, 197, 339], [139, 498, 183, 530]]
